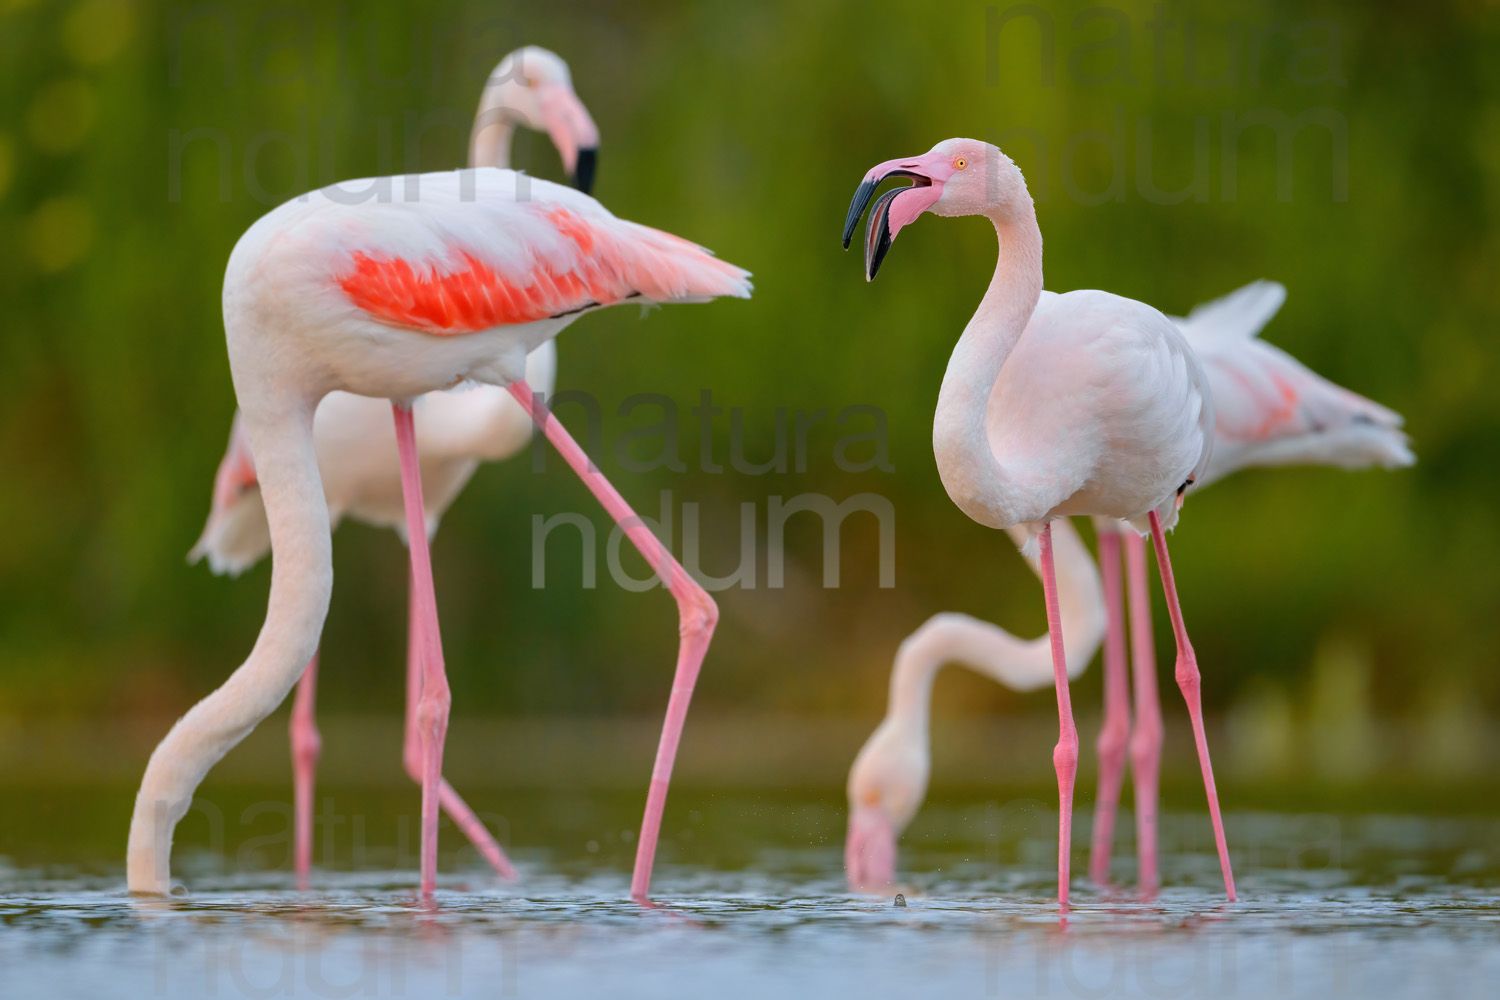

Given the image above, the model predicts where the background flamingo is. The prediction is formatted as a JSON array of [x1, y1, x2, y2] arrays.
[[190, 47, 597, 888], [842, 137, 1233, 909], [844, 281, 1413, 893], [843, 521, 1105, 888], [128, 167, 750, 899]]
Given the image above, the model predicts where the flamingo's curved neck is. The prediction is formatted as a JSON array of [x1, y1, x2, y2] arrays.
[[933, 198, 1044, 529], [893, 525, 1107, 718], [128, 399, 332, 892], [887, 629, 944, 737], [468, 96, 517, 170]]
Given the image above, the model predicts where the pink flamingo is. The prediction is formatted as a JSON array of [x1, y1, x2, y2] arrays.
[[842, 138, 1232, 909], [189, 47, 598, 889], [128, 167, 750, 898], [844, 281, 1412, 894]]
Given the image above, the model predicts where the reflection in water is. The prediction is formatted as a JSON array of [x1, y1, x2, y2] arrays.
[[3, 812, 1499, 999]]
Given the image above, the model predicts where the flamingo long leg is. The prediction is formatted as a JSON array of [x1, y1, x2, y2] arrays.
[[1038, 523, 1080, 910], [288, 652, 321, 890], [507, 381, 717, 902], [1124, 530, 1163, 896], [1088, 531, 1131, 887], [400, 569, 518, 881], [1146, 511, 1236, 901], [403, 566, 421, 803], [392, 402, 451, 897]]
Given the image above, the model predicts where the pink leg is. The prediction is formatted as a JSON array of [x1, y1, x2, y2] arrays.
[[403, 565, 422, 792], [508, 381, 717, 902], [1124, 531, 1163, 896], [1038, 523, 1079, 910], [400, 569, 518, 881], [1088, 532, 1131, 887], [1146, 512, 1236, 902], [392, 403, 451, 897], [289, 652, 321, 890]]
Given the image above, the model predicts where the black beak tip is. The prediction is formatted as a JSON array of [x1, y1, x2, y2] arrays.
[[572, 147, 598, 195], [863, 186, 903, 283], [842, 178, 877, 250]]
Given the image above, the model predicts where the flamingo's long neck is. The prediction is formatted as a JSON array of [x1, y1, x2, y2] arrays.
[[888, 524, 1104, 721], [128, 400, 332, 893], [932, 195, 1044, 530], [468, 93, 517, 171], [885, 628, 945, 738]]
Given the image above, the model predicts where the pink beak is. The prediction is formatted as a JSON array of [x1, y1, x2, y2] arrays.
[[841, 149, 953, 281], [845, 804, 899, 892], [537, 83, 600, 193]]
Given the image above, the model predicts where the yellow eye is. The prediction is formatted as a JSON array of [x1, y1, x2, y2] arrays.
[[955, 157, 967, 169]]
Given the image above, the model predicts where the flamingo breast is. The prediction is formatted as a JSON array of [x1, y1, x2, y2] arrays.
[[987, 290, 1213, 525]]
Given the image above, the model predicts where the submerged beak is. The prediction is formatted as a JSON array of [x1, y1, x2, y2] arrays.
[[538, 83, 601, 194], [845, 804, 899, 892], [840, 152, 950, 281]]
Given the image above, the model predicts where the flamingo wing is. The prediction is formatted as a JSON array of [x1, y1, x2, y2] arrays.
[[1170, 280, 1287, 343], [1186, 320, 1413, 482], [302, 171, 751, 337]]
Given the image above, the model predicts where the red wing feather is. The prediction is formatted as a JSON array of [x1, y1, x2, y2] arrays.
[[337, 203, 751, 336], [339, 208, 628, 335]]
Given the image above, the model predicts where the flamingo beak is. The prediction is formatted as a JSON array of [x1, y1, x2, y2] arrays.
[[537, 83, 600, 194], [573, 147, 598, 196], [841, 151, 951, 281], [845, 804, 899, 892]]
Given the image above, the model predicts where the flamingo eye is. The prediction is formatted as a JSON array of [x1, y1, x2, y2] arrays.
[[954, 157, 967, 170]]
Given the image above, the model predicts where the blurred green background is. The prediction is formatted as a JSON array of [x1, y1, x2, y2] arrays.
[[1, 0, 1498, 871]]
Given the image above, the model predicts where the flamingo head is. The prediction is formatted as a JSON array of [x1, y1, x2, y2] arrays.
[[842, 138, 1026, 280], [845, 715, 930, 892], [475, 46, 600, 193]]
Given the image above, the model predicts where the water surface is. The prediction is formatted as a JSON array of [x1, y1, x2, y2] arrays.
[[4, 807, 1497, 999]]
